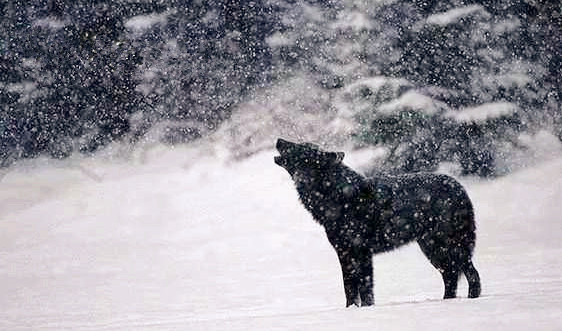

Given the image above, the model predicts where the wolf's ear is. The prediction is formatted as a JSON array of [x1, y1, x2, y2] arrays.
[[331, 152, 345, 164]]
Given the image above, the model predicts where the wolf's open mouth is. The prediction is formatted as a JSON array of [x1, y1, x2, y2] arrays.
[[274, 155, 284, 166]]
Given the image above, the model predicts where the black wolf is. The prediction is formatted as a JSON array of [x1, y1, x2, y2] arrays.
[[274, 138, 481, 307]]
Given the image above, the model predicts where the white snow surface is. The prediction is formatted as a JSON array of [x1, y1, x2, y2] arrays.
[[1, 145, 561, 330]]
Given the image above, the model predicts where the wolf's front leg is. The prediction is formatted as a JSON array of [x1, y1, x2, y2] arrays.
[[358, 256, 374, 306], [337, 251, 361, 307]]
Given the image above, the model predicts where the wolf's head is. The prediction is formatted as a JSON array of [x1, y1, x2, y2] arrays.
[[274, 138, 345, 177]]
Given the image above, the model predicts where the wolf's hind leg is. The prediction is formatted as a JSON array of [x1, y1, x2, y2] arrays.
[[450, 245, 481, 299], [417, 236, 459, 299], [461, 261, 481, 298], [441, 267, 459, 299]]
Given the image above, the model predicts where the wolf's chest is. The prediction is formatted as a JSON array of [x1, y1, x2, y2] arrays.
[[298, 189, 344, 222]]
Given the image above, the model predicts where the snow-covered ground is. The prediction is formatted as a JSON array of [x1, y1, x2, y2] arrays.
[[1, 143, 561, 330]]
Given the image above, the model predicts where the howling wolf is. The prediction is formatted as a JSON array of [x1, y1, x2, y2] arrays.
[[274, 138, 481, 307]]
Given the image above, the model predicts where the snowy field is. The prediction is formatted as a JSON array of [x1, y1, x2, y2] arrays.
[[1, 143, 561, 330]]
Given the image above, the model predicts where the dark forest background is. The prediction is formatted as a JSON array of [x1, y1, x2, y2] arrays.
[[1, 0, 560, 176]]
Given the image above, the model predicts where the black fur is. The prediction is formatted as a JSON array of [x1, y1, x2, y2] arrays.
[[274, 138, 481, 307]]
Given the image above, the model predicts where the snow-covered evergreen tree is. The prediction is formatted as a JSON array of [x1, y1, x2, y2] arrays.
[[1, 0, 559, 175]]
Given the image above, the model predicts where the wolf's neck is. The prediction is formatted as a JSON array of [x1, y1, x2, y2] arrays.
[[295, 164, 365, 225]]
